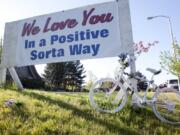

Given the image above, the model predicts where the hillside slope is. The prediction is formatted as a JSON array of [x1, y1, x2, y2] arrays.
[[0, 89, 179, 135]]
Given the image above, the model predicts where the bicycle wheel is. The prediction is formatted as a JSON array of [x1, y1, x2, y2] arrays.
[[153, 88, 180, 125], [89, 78, 127, 113]]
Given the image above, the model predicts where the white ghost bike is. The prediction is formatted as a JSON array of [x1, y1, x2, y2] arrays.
[[89, 53, 180, 125]]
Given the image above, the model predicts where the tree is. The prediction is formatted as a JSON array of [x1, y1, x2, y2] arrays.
[[160, 42, 180, 80], [43, 62, 66, 89], [63, 61, 86, 91], [43, 61, 86, 91]]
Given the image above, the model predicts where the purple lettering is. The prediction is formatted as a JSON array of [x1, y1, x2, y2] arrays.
[[82, 8, 114, 26], [67, 19, 78, 28], [43, 17, 78, 33], [43, 17, 51, 33], [21, 20, 39, 37], [82, 8, 95, 26], [32, 26, 40, 35]]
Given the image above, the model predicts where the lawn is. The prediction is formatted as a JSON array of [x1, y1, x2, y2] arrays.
[[0, 88, 179, 135]]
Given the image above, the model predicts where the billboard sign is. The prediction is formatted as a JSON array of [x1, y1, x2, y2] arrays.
[[2, 1, 132, 68]]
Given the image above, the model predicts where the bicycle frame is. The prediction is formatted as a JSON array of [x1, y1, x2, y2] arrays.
[[114, 66, 158, 107]]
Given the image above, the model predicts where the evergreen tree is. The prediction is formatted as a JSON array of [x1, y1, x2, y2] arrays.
[[71, 61, 86, 90], [43, 61, 86, 91], [43, 63, 66, 89]]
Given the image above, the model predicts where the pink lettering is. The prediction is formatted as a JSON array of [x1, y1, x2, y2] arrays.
[[89, 15, 99, 24], [82, 8, 114, 26], [82, 8, 95, 26], [43, 17, 78, 33], [21, 20, 40, 37], [68, 19, 78, 28], [43, 17, 51, 33], [32, 26, 40, 35], [105, 13, 114, 22]]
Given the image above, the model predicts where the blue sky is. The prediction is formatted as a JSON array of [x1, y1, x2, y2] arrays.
[[0, 0, 179, 84]]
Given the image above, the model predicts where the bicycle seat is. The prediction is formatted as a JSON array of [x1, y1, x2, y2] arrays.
[[146, 68, 161, 75]]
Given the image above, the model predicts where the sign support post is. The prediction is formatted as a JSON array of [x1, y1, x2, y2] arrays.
[[8, 67, 24, 90], [0, 66, 6, 87], [117, 0, 137, 89]]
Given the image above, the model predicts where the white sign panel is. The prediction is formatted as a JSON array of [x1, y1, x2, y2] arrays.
[[2, 1, 131, 68]]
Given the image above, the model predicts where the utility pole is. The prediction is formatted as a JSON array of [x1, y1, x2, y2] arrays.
[[147, 15, 180, 90]]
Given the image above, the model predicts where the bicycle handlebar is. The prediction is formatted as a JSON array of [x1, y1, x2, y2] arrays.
[[119, 53, 157, 83], [123, 72, 146, 81]]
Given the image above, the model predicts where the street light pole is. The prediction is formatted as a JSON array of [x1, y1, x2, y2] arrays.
[[147, 15, 179, 90], [147, 15, 176, 58]]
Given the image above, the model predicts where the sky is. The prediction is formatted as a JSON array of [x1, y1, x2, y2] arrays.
[[0, 0, 179, 85]]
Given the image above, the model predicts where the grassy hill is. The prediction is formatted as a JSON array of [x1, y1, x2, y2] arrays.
[[0, 88, 179, 135]]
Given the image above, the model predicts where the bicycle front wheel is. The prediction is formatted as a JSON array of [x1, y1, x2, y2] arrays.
[[153, 88, 180, 125], [89, 78, 127, 113]]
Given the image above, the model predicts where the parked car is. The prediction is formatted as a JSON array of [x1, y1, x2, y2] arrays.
[[166, 79, 179, 91]]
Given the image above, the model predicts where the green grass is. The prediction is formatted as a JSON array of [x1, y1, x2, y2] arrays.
[[0, 88, 179, 135]]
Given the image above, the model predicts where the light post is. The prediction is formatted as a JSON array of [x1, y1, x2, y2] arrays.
[[147, 15, 179, 90], [147, 15, 176, 58]]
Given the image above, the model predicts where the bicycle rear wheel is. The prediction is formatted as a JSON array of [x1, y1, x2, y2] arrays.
[[89, 78, 127, 113], [153, 88, 180, 125]]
